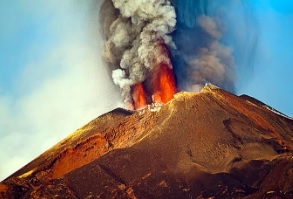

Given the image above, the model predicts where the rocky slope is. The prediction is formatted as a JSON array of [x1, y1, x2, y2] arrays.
[[1, 85, 293, 198]]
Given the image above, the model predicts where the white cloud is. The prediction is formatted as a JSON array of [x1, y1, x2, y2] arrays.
[[0, 0, 122, 180]]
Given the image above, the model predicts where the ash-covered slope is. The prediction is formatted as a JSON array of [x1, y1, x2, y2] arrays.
[[1, 85, 293, 198]]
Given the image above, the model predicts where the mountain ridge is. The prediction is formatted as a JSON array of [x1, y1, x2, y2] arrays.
[[1, 85, 293, 198]]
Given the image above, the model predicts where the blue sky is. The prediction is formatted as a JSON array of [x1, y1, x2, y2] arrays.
[[0, 0, 121, 180], [236, 0, 293, 116], [0, 0, 293, 180]]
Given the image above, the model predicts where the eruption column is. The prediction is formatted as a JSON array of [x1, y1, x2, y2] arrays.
[[100, 0, 243, 110], [151, 40, 177, 104], [131, 39, 177, 109], [100, 0, 177, 110]]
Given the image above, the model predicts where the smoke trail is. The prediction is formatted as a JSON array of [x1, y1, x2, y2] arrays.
[[170, 0, 235, 92], [100, 0, 176, 107]]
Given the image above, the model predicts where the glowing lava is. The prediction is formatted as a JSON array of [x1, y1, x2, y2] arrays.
[[132, 83, 147, 110], [131, 39, 177, 110], [152, 63, 177, 104]]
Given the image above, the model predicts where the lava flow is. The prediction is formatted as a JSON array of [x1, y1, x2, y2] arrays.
[[131, 40, 177, 110]]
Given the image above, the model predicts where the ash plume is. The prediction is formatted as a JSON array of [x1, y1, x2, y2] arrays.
[[100, 0, 256, 106], [100, 0, 176, 106], [170, 0, 235, 92]]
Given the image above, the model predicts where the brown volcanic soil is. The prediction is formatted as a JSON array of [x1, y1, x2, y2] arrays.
[[1, 85, 293, 198]]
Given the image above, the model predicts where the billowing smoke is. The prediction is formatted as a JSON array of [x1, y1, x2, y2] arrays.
[[170, 0, 235, 92], [100, 0, 176, 107], [100, 0, 254, 107]]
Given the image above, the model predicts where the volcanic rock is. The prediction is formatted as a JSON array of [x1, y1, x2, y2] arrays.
[[1, 85, 293, 198]]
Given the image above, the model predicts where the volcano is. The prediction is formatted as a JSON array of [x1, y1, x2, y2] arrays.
[[1, 85, 293, 198]]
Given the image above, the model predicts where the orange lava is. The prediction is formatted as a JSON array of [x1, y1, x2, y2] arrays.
[[131, 39, 177, 110], [152, 63, 177, 104], [132, 82, 147, 110]]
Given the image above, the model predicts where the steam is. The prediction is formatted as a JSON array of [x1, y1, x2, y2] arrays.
[[100, 0, 176, 106]]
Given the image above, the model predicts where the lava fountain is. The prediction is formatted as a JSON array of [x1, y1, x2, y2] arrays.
[[131, 40, 177, 109], [100, 0, 177, 110], [131, 83, 147, 110], [152, 63, 177, 104]]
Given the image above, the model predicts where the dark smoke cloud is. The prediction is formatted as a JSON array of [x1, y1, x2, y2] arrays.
[[170, 0, 235, 92], [100, 0, 257, 103]]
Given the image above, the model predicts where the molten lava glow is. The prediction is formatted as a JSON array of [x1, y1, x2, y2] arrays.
[[151, 40, 177, 104], [132, 83, 147, 110], [131, 39, 177, 110], [152, 63, 177, 104]]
